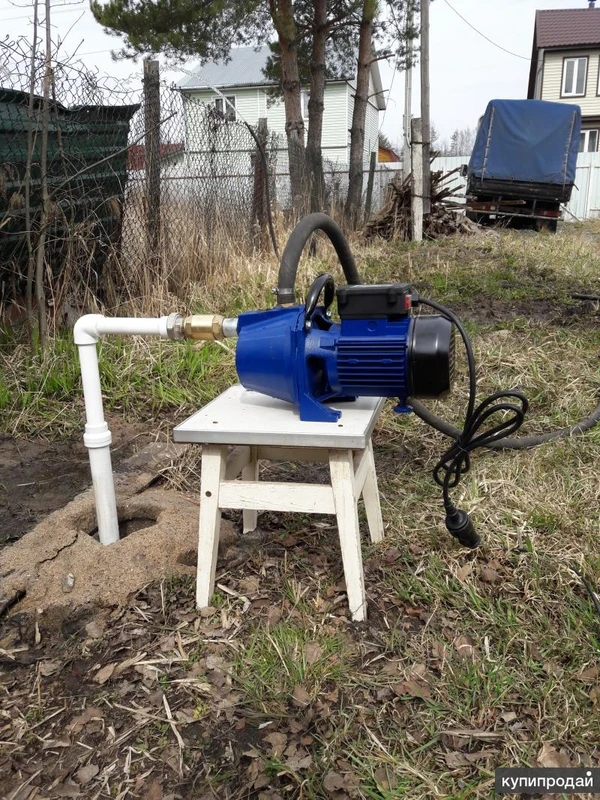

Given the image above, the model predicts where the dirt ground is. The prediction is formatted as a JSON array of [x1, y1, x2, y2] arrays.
[[0, 415, 153, 546]]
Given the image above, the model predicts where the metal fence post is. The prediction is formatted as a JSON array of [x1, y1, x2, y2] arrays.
[[251, 117, 268, 247], [144, 58, 161, 261]]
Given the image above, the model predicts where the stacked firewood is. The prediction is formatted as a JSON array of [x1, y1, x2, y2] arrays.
[[364, 167, 478, 241]]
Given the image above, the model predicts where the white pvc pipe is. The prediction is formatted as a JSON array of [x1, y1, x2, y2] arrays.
[[74, 314, 174, 545]]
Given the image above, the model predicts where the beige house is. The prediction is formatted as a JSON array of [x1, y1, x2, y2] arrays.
[[528, 4, 600, 152], [178, 46, 386, 166]]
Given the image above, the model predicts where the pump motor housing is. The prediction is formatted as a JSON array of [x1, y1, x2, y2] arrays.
[[235, 282, 455, 423]]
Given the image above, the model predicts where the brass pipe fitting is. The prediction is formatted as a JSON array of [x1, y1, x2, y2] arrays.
[[182, 314, 225, 341]]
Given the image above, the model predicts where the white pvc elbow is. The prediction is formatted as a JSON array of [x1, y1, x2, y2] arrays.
[[75, 313, 179, 545]]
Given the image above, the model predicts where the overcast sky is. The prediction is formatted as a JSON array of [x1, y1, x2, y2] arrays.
[[1, 0, 592, 145]]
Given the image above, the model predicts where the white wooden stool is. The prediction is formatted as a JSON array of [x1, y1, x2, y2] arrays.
[[173, 385, 386, 621]]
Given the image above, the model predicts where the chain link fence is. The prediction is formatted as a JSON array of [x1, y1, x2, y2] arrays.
[[1, 40, 390, 327]]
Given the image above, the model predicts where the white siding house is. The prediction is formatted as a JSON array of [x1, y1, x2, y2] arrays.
[[528, 8, 600, 152], [178, 45, 386, 167]]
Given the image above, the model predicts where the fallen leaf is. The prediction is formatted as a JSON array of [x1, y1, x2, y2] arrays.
[[383, 659, 400, 675], [42, 739, 71, 750], [537, 743, 571, 768], [264, 731, 287, 755], [454, 635, 479, 661], [373, 766, 398, 791], [286, 752, 312, 770], [445, 749, 497, 768], [239, 576, 260, 595], [74, 764, 99, 785], [303, 642, 323, 665], [84, 621, 105, 639], [525, 641, 542, 661], [464, 749, 497, 763], [206, 654, 227, 671], [39, 659, 62, 677], [383, 547, 401, 564], [267, 607, 282, 627], [456, 563, 474, 583], [590, 687, 600, 704], [445, 751, 470, 769], [253, 773, 271, 790], [94, 663, 116, 684], [543, 661, 562, 677], [53, 781, 81, 798], [441, 733, 468, 750], [323, 771, 346, 792], [143, 780, 164, 800], [431, 642, 450, 662], [292, 684, 311, 706], [499, 711, 517, 724], [115, 654, 145, 676], [391, 679, 431, 700], [322, 686, 339, 702], [479, 567, 499, 583], [67, 707, 104, 734], [578, 665, 600, 681]]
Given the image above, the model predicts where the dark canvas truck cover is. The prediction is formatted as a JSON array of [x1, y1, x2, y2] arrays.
[[468, 99, 581, 186]]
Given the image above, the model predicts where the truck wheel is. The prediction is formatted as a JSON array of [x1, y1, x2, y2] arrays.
[[466, 211, 487, 225], [535, 219, 558, 234]]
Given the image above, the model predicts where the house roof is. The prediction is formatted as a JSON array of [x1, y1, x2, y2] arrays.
[[128, 143, 184, 171], [179, 45, 386, 110], [179, 46, 273, 91], [378, 145, 401, 163], [528, 8, 600, 97], [535, 8, 600, 49]]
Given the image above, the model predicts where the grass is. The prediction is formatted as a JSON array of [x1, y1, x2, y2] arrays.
[[2, 221, 600, 797]]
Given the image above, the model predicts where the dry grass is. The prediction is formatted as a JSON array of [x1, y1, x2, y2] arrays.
[[2, 221, 600, 798]]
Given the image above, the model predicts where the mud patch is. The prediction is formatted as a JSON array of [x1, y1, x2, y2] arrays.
[[451, 295, 600, 326]]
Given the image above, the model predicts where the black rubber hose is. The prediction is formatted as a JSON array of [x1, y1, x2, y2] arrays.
[[412, 397, 600, 449], [276, 213, 361, 305]]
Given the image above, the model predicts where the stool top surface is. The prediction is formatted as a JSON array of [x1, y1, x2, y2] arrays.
[[173, 385, 386, 448]]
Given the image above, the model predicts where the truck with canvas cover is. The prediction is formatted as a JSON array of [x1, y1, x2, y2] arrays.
[[465, 99, 581, 231]]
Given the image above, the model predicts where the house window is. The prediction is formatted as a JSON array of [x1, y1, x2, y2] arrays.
[[580, 129, 599, 152], [562, 57, 588, 97], [214, 96, 236, 122], [301, 90, 310, 119]]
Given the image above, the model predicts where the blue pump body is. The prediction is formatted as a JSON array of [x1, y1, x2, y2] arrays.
[[235, 304, 414, 422]]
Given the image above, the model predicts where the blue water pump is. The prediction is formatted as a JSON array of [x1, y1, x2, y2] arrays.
[[221, 213, 528, 549], [236, 276, 455, 423]]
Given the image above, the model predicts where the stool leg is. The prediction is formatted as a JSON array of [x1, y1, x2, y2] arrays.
[[241, 446, 259, 534], [329, 449, 367, 622], [196, 444, 226, 610], [362, 440, 384, 544]]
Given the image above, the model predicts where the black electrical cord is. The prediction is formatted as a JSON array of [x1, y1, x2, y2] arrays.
[[411, 397, 600, 451], [417, 297, 529, 547]]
